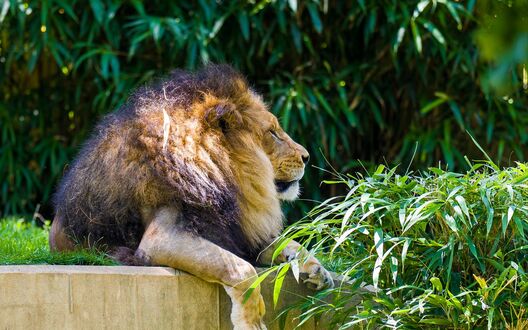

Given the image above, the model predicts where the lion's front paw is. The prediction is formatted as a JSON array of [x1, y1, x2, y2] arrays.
[[301, 260, 334, 290], [232, 293, 266, 330], [233, 319, 266, 330], [225, 285, 267, 330]]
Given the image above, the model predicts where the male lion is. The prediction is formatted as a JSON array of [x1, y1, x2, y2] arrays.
[[49, 64, 333, 329]]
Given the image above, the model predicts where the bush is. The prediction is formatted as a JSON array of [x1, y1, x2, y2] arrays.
[[273, 161, 528, 328], [1, 0, 527, 217]]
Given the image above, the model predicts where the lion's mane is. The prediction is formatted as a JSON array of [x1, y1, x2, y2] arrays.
[[53, 65, 283, 263]]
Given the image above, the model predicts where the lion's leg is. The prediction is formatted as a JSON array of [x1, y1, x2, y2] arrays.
[[49, 215, 75, 252], [258, 240, 334, 290], [136, 207, 266, 330]]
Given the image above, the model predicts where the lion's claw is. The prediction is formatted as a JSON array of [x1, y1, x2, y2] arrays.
[[302, 263, 334, 290]]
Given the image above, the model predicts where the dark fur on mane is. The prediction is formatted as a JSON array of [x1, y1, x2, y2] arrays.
[[53, 64, 262, 263], [131, 64, 250, 109]]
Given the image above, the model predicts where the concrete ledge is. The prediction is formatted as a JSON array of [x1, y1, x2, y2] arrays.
[[0, 265, 322, 330]]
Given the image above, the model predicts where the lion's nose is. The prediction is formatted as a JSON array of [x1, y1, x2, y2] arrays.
[[301, 153, 310, 164]]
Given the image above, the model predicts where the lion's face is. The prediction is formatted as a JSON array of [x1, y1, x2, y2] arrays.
[[253, 110, 310, 201], [205, 87, 309, 203]]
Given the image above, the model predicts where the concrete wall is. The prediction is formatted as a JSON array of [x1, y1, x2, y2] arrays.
[[0, 265, 324, 330]]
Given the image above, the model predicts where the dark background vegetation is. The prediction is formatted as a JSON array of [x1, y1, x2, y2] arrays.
[[0, 0, 527, 219]]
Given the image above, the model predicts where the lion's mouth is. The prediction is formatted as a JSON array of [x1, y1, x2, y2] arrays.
[[275, 180, 299, 193]]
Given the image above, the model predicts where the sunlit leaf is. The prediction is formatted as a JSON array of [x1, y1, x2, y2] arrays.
[[410, 20, 422, 54], [90, 0, 105, 24], [430, 277, 443, 292], [273, 263, 290, 306]]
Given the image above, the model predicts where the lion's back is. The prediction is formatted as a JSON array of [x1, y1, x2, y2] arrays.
[[53, 65, 265, 261], [53, 109, 150, 249]]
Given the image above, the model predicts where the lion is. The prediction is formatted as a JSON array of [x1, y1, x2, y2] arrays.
[[49, 64, 333, 329]]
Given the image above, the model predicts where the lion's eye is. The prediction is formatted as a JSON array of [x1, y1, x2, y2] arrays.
[[269, 129, 282, 141]]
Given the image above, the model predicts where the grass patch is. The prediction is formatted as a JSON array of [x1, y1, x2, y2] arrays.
[[0, 218, 116, 265]]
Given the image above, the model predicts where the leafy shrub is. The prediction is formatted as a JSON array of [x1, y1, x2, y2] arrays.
[[273, 161, 528, 328], [1, 0, 527, 217]]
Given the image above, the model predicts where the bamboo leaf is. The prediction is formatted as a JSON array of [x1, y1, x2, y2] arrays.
[[288, 0, 297, 12], [290, 259, 299, 283], [237, 11, 250, 41], [410, 20, 422, 54], [307, 3, 323, 33], [273, 264, 290, 307], [430, 277, 443, 292], [422, 20, 446, 45], [243, 267, 276, 304], [90, 0, 105, 24]]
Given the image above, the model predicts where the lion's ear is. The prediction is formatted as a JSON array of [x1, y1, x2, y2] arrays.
[[205, 102, 242, 133]]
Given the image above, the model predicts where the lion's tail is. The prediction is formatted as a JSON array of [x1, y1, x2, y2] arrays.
[[109, 247, 149, 266]]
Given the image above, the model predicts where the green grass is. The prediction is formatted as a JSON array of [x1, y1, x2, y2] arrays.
[[269, 161, 528, 329], [0, 219, 116, 265]]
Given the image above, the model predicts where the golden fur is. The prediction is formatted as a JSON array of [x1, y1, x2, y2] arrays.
[[50, 65, 330, 329], [51, 64, 309, 262]]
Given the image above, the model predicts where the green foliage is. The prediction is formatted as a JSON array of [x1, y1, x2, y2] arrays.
[[272, 162, 528, 328], [0, 218, 116, 265], [0, 0, 526, 217], [475, 0, 528, 94]]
